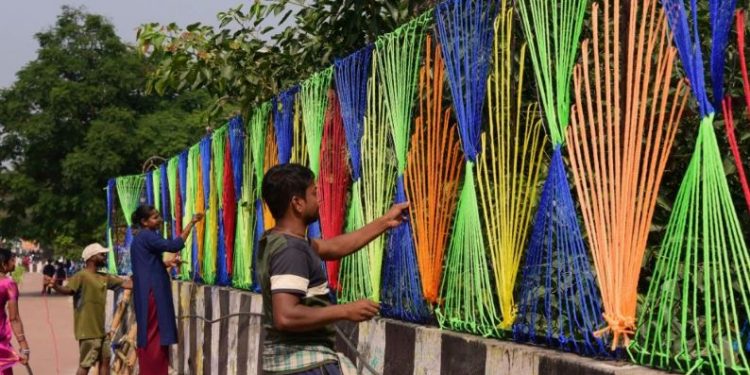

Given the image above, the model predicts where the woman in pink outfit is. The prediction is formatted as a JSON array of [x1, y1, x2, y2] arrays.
[[0, 248, 29, 374]]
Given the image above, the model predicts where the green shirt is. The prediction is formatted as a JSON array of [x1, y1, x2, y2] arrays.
[[66, 270, 124, 340]]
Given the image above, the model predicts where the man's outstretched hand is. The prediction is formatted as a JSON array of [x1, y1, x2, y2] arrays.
[[344, 299, 380, 322], [382, 202, 410, 229]]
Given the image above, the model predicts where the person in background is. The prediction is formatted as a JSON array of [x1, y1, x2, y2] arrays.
[[130, 205, 203, 375], [41, 260, 56, 295], [54, 261, 67, 288], [45, 243, 131, 375], [0, 248, 29, 374]]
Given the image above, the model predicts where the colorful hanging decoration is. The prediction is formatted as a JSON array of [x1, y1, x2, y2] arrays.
[[290, 96, 308, 166], [567, 0, 689, 350], [249, 102, 271, 291], [629, 0, 750, 372], [106, 178, 118, 274], [318, 90, 350, 291], [263, 117, 279, 231], [231, 116, 255, 290], [513, 0, 608, 354], [115, 174, 145, 275], [375, 12, 432, 323], [338, 51, 397, 304], [405, 35, 462, 305], [435, 0, 500, 336], [180, 147, 196, 280], [335, 45, 373, 300], [478, 4, 546, 332], [721, 11, 750, 216], [275, 87, 299, 165]]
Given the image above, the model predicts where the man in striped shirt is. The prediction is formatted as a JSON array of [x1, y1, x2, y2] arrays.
[[258, 163, 409, 375]]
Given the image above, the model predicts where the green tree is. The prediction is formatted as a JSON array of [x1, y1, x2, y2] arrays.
[[137, 0, 435, 121], [0, 6, 210, 255]]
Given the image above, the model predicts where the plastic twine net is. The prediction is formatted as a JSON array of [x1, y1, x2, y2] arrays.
[[318, 90, 350, 291], [249, 102, 271, 291], [335, 45, 373, 300], [115, 174, 145, 275], [721, 11, 750, 216], [180, 145, 198, 280], [274, 86, 299, 165], [145, 171, 154, 206], [263, 118, 279, 231], [478, 5, 547, 332], [567, 0, 690, 350], [404, 35, 462, 305], [629, 0, 750, 372], [290, 96, 308, 166], [338, 53, 397, 304], [376, 12, 432, 323], [434, 0, 500, 336], [301, 67, 334, 177], [106, 178, 118, 274], [232, 117, 255, 290], [209, 127, 228, 285]]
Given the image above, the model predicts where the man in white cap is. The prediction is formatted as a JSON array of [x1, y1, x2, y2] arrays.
[[44, 243, 132, 375]]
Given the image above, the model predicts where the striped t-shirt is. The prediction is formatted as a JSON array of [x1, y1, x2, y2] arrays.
[[258, 231, 335, 348]]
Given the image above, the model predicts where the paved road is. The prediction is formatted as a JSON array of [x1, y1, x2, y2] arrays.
[[16, 271, 79, 375]]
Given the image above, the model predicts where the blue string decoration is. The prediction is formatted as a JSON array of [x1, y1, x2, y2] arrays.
[[335, 45, 373, 181], [229, 117, 245, 201], [252, 198, 265, 293], [513, 147, 608, 356], [106, 178, 118, 274], [381, 176, 431, 323], [274, 87, 298, 165], [198, 136, 213, 283], [178, 150, 188, 216], [145, 171, 154, 206], [433, 0, 501, 335]]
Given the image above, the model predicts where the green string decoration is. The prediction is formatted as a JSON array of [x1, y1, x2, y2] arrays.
[[339, 53, 397, 304], [300, 67, 333, 177], [233, 122, 256, 290], [167, 156, 179, 235], [249, 102, 271, 290], [115, 174, 145, 275], [181, 144, 199, 280], [376, 12, 432, 322], [153, 167, 161, 218], [479, 5, 547, 331]]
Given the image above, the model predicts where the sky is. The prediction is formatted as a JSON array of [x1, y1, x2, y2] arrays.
[[0, 0, 252, 89]]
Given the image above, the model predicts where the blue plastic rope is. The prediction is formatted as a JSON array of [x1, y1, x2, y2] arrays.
[[145, 171, 154, 206], [229, 116, 245, 202], [106, 178, 117, 273], [217, 210, 229, 286], [334, 45, 373, 181], [708, 0, 738, 106], [160, 164, 170, 230], [661, 0, 713, 115], [274, 87, 298, 165], [513, 147, 608, 356], [381, 175, 431, 323], [435, 0, 497, 162], [252, 198, 265, 293], [200, 136, 212, 209], [178, 151, 188, 217]]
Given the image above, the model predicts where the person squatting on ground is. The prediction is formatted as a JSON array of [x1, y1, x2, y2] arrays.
[[0, 248, 29, 374], [130, 204, 203, 375], [259, 163, 410, 375], [45, 243, 132, 375]]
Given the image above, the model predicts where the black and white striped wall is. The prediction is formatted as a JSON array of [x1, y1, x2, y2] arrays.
[[107, 282, 669, 375]]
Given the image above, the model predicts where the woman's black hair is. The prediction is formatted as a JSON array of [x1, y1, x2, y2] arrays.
[[0, 248, 14, 270], [132, 204, 156, 228]]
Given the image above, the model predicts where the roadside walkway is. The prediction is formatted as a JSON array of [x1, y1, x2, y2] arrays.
[[16, 271, 79, 374]]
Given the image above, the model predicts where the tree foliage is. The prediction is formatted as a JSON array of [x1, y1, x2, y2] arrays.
[[136, 0, 436, 122], [0, 6, 210, 255]]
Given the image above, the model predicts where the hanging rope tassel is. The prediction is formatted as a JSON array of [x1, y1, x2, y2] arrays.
[[115, 174, 145, 275], [374, 12, 432, 323], [629, 0, 750, 372], [263, 117, 278, 231], [181, 147, 196, 280], [275, 87, 298, 165], [566, 0, 689, 350], [106, 178, 118, 274], [335, 45, 372, 297], [249, 102, 271, 292], [434, 0, 500, 336], [479, 5, 547, 332], [318, 90, 349, 291], [339, 52, 396, 303]]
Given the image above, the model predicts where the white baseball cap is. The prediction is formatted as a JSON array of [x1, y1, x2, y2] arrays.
[[82, 243, 109, 261]]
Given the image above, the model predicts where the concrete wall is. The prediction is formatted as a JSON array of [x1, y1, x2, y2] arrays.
[[107, 281, 670, 375]]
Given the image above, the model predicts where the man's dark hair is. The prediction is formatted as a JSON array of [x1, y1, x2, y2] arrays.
[[262, 163, 315, 220]]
